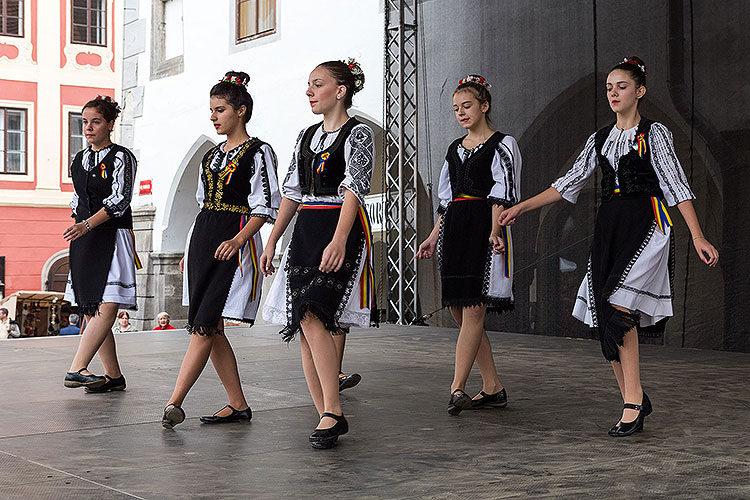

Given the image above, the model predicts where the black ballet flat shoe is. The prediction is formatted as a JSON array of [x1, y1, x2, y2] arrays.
[[199, 404, 252, 424], [64, 369, 106, 388], [470, 388, 508, 409], [608, 392, 652, 433], [338, 372, 362, 392], [162, 404, 186, 429], [609, 401, 649, 437], [309, 412, 349, 449], [85, 374, 126, 393], [447, 389, 472, 416]]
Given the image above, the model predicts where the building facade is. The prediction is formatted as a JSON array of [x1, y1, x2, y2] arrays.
[[121, 0, 385, 329], [0, 0, 123, 298]]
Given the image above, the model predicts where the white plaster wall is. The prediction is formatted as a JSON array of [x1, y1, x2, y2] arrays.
[[129, 0, 385, 252]]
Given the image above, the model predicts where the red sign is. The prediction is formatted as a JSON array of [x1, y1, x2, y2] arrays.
[[139, 180, 152, 195]]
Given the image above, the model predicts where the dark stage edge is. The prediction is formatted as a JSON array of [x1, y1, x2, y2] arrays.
[[0, 325, 748, 500]]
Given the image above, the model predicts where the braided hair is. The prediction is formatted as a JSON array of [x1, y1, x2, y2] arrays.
[[211, 71, 253, 123]]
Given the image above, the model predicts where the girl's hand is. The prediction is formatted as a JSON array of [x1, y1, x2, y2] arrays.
[[499, 205, 522, 226], [489, 233, 505, 254], [416, 236, 438, 259], [320, 238, 346, 273], [259, 247, 276, 276], [179, 257, 184, 273], [215, 238, 242, 261], [693, 237, 719, 267], [63, 222, 88, 242]]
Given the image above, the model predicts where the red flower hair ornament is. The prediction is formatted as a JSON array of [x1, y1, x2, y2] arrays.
[[458, 74, 492, 90], [95, 94, 122, 112], [621, 58, 647, 75]]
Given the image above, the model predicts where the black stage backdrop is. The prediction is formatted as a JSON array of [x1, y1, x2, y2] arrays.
[[415, 0, 749, 352]]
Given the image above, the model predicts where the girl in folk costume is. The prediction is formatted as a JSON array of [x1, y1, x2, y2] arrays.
[[63, 95, 139, 393], [261, 59, 376, 449], [500, 57, 719, 436], [417, 75, 522, 416], [161, 72, 281, 429]]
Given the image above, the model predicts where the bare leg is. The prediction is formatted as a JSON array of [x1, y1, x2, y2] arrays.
[[98, 330, 122, 378], [333, 332, 346, 375], [611, 361, 626, 402], [300, 314, 341, 429], [618, 327, 643, 423], [69, 302, 119, 373], [209, 332, 249, 416], [450, 305, 487, 393], [473, 331, 503, 397], [300, 332, 324, 415], [167, 333, 215, 407]]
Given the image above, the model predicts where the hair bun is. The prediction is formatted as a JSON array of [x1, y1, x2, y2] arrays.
[[620, 57, 647, 75], [221, 71, 250, 87], [458, 74, 491, 89], [343, 58, 365, 93], [95, 94, 122, 112]]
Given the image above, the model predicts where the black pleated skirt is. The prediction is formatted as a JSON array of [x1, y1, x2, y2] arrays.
[[281, 206, 365, 342], [186, 209, 244, 335]]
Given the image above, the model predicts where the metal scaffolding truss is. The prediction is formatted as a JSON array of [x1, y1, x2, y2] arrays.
[[384, 0, 418, 324]]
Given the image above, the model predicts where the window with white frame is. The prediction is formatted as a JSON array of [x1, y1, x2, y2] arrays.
[[0, 107, 27, 174], [0, 0, 23, 37], [236, 0, 275, 43], [68, 112, 85, 175], [71, 0, 106, 46]]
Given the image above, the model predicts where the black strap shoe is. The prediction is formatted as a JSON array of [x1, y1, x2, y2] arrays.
[[608, 392, 652, 435], [199, 404, 252, 424], [470, 388, 508, 409], [447, 389, 472, 416], [608, 401, 648, 437], [338, 372, 362, 392], [309, 412, 349, 449], [162, 403, 186, 429], [64, 369, 106, 388], [85, 374, 126, 393]]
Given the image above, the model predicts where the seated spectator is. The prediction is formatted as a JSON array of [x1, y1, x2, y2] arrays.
[[154, 312, 176, 330], [112, 311, 138, 334], [59, 313, 81, 336], [0, 307, 21, 339]]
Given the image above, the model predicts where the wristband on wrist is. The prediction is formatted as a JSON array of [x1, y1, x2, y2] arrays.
[[692, 235, 705, 241], [83, 220, 91, 232]]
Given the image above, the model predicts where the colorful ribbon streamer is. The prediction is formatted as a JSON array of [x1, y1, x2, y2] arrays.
[[357, 206, 376, 309], [238, 214, 247, 278], [220, 162, 237, 185], [637, 132, 647, 158], [651, 197, 673, 234], [100, 163, 107, 179], [499, 225, 511, 278], [128, 229, 143, 270], [316, 152, 331, 174]]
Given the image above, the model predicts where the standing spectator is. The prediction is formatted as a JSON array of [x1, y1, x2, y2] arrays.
[[112, 311, 138, 334], [60, 314, 81, 336], [0, 307, 21, 339], [154, 312, 176, 330]]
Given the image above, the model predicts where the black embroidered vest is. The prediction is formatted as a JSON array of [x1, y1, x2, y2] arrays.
[[445, 131, 506, 199], [201, 138, 266, 214], [595, 118, 662, 201], [70, 144, 133, 229], [298, 118, 360, 196]]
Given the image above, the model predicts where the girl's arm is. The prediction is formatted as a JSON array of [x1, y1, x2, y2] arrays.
[[676, 200, 719, 267], [214, 216, 267, 261], [63, 207, 111, 242], [499, 187, 563, 226], [489, 204, 505, 253], [416, 215, 442, 259], [319, 190, 359, 272]]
